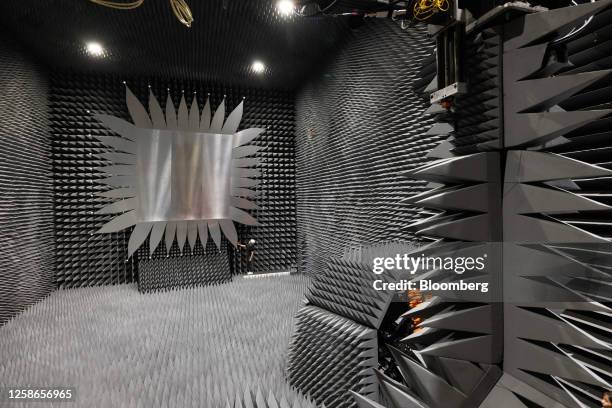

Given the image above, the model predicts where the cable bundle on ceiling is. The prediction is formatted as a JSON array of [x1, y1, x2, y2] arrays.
[[88, 0, 193, 27]]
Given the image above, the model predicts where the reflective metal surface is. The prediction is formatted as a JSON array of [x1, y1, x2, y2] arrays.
[[134, 129, 235, 222], [135, 129, 172, 222], [95, 86, 263, 256]]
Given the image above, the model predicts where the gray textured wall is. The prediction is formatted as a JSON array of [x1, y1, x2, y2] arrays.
[[295, 21, 437, 276], [0, 33, 55, 325]]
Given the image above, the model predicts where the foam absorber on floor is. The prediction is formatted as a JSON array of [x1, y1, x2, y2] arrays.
[[0, 275, 316, 408]]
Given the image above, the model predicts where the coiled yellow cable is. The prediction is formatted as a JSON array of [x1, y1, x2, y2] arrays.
[[170, 0, 194, 28], [88, 0, 194, 28], [413, 0, 450, 21], [88, 0, 144, 10]]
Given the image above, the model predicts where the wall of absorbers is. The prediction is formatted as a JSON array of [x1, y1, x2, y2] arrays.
[[295, 20, 439, 277], [0, 33, 55, 325], [50, 72, 297, 289], [290, 2, 612, 408], [0, 1, 611, 407]]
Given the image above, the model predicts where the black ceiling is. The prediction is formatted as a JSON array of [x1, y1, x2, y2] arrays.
[[0, 0, 382, 89]]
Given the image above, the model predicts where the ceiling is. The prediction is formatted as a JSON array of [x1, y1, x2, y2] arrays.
[[0, 0, 379, 89]]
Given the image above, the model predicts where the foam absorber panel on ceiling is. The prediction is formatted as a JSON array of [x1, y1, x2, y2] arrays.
[[0, 0, 351, 89], [295, 20, 438, 278], [0, 35, 55, 325], [50, 72, 297, 288]]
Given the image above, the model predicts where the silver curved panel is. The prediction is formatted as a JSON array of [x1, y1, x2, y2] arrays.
[[96, 87, 263, 255], [136, 129, 172, 222], [136, 130, 235, 222]]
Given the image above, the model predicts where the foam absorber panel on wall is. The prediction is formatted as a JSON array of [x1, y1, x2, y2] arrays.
[[493, 3, 612, 406], [287, 305, 378, 408], [0, 34, 55, 325], [347, 22, 506, 408], [305, 257, 396, 329], [295, 20, 438, 278], [137, 241, 232, 293], [352, 2, 612, 408], [286, 242, 420, 407], [50, 72, 296, 288]]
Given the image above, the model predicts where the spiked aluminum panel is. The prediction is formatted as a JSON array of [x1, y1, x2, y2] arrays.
[[286, 306, 378, 408], [93, 85, 263, 257], [51, 72, 296, 287], [295, 20, 437, 278], [0, 34, 54, 325]]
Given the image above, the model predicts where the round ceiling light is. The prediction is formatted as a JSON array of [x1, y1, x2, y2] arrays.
[[251, 61, 266, 74], [276, 0, 294, 16], [86, 42, 105, 57]]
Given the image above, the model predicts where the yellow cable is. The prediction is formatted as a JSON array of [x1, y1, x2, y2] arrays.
[[413, 0, 450, 21], [88, 0, 193, 27], [170, 0, 194, 28], [88, 0, 144, 10]]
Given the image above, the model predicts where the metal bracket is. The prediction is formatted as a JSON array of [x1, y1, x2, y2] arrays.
[[430, 82, 467, 104]]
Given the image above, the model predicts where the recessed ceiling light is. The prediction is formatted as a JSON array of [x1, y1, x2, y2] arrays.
[[252, 61, 265, 74], [86, 42, 105, 57], [276, 0, 294, 16]]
